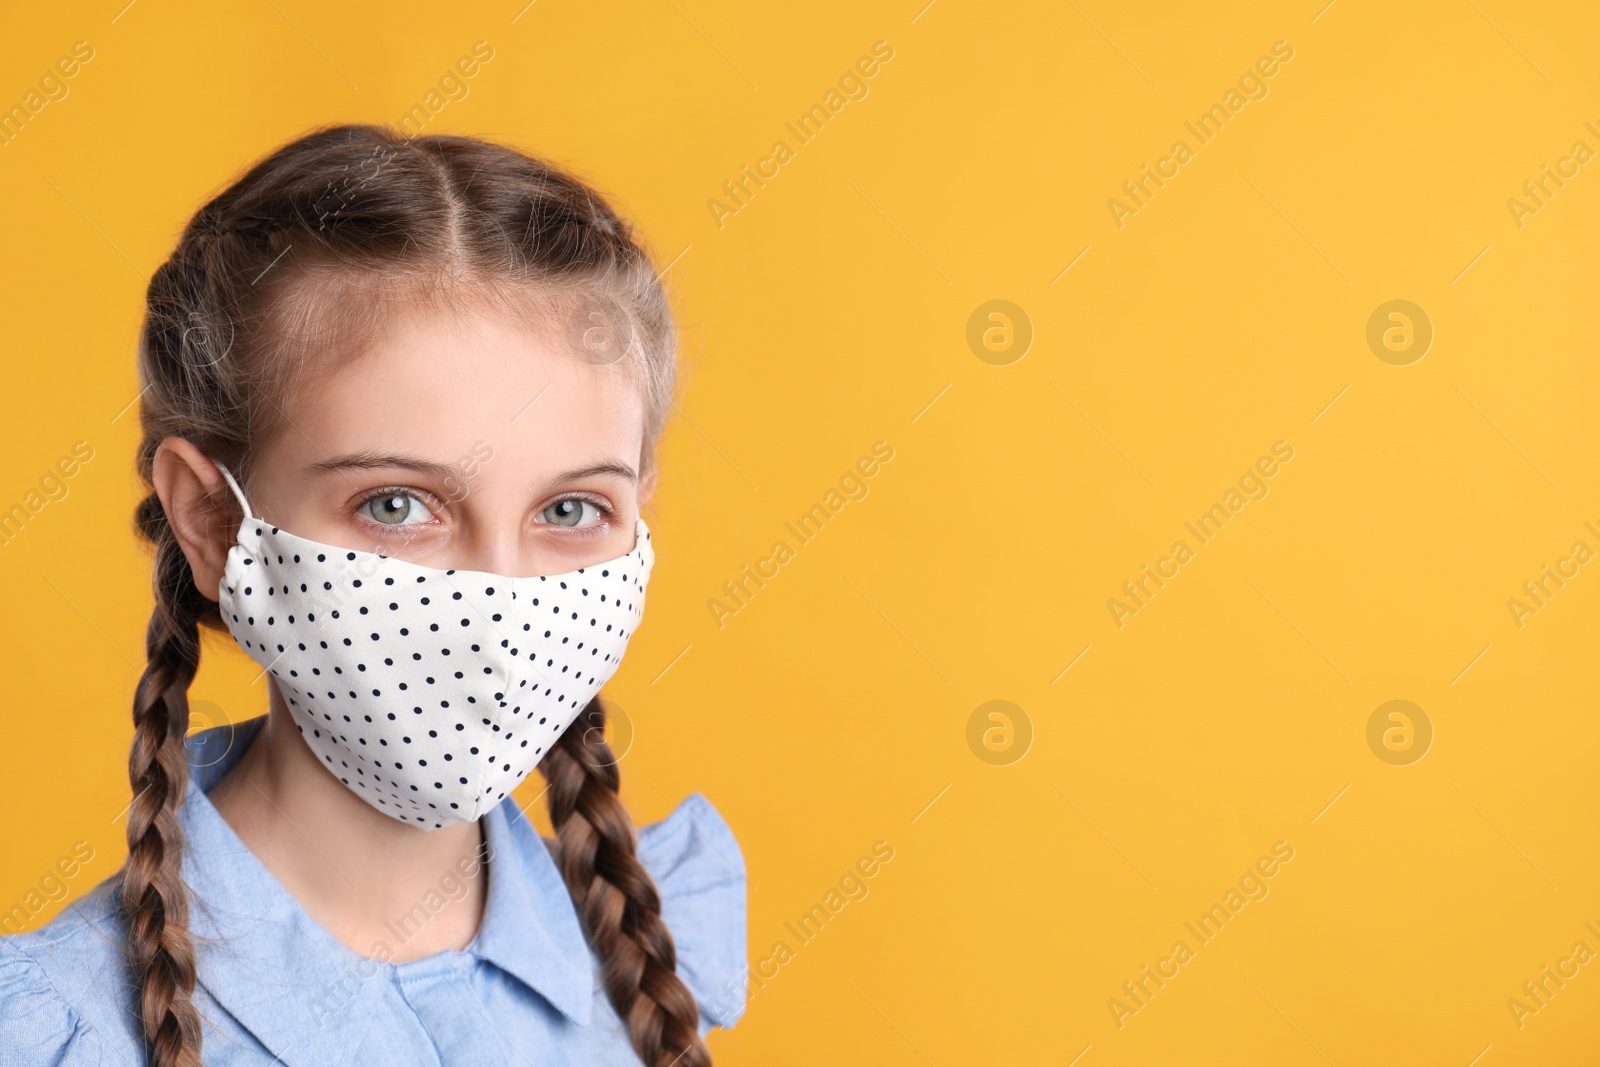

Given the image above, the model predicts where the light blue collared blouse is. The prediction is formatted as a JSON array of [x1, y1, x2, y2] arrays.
[[0, 717, 747, 1065]]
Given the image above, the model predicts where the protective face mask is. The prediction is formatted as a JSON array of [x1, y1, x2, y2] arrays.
[[211, 462, 654, 828]]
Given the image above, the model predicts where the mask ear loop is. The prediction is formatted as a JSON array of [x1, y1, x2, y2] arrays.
[[213, 462, 257, 522]]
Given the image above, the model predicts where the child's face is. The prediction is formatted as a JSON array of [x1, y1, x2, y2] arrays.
[[242, 299, 653, 577]]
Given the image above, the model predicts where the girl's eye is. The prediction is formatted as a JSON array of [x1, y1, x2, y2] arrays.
[[365, 492, 434, 526], [538, 498, 603, 528]]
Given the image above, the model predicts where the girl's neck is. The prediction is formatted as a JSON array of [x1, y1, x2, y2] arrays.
[[206, 691, 490, 963]]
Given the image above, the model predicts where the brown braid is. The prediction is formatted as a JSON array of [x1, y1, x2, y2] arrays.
[[124, 123, 705, 1066], [119, 493, 219, 1067], [543, 696, 711, 1067]]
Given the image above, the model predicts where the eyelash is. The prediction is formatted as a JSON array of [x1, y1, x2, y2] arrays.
[[351, 487, 618, 534]]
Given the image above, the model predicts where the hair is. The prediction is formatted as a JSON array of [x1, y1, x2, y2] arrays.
[[124, 123, 708, 1067]]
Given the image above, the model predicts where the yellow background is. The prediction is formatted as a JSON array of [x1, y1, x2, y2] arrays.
[[3, 1, 1599, 1063]]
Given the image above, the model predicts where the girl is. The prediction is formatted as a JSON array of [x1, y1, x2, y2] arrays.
[[0, 124, 745, 1066]]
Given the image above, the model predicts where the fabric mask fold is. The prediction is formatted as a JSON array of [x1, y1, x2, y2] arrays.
[[210, 462, 654, 828]]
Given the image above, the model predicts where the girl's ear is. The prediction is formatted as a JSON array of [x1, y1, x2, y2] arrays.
[[638, 467, 657, 509], [152, 437, 237, 603]]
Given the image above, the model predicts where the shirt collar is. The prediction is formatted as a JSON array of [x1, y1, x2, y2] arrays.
[[468, 778, 595, 1025], [177, 716, 594, 1066]]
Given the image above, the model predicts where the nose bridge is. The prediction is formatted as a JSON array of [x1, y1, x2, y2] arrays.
[[466, 527, 529, 577]]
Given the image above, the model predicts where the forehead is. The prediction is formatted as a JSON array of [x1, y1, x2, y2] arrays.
[[271, 297, 646, 475]]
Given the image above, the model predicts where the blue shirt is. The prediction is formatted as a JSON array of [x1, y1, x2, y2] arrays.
[[0, 717, 747, 1065]]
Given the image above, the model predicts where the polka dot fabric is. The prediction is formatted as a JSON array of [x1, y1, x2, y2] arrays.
[[212, 464, 654, 829]]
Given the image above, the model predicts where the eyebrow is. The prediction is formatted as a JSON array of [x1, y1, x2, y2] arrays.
[[308, 453, 459, 481], [307, 452, 637, 492]]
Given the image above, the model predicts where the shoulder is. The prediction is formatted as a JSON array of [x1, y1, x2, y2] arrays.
[[635, 792, 748, 1035], [0, 877, 131, 1064]]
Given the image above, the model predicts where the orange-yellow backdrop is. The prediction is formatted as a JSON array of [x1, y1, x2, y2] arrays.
[[3, 1, 1600, 1064]]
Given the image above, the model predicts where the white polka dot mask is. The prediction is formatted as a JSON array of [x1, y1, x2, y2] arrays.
[[212, 463, 654, 828]]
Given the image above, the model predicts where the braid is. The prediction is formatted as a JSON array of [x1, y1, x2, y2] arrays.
[[542, 696, 711, 1067], [120, 498, 211, 1067]]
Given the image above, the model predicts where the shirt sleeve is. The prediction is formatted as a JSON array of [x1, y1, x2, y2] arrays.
[[0, 940, 98, 1067], [635, 792, 748, 1036]]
